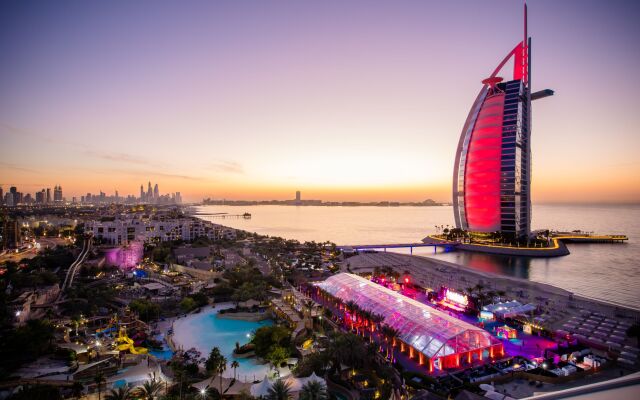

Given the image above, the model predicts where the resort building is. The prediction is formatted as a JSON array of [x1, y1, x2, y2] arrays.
[[85, 215, 235, 245], [271, 288, 322, 337], [315, 273, 502, 372], [452, 5, 553, 238]]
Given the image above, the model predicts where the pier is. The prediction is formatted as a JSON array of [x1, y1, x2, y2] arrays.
[[551, 233, 628, 243], [337, 241, 458, 255], [194, 212, 251, 219]]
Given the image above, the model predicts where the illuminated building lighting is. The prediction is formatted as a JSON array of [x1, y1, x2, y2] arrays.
[[445, 289, 468, 306], [453, 2, 551, 238]]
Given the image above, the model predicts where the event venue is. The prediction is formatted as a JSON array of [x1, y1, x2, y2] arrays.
[[315, 273, 503, 372]]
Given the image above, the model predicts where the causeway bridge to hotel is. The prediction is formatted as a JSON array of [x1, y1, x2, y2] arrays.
[[337, 241, 458, 254]]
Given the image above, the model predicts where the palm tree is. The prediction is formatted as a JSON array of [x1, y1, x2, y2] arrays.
[[206, 347, 228, 395], [230, 360, 240, 381], [267, 379, 292, 400], [105, 387, 131, 400], [298, 380, 328, 400], [134, 377, 163, 400], [380, 325, 400, 361], [94, 371, 105, 400]]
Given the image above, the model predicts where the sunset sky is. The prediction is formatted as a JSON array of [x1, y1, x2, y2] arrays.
[[1, 0, 639, 203]]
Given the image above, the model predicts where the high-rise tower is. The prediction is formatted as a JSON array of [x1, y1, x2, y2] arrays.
[[54, 185, 63, 203], [153, 183, 159, 199], [452, 3, 553, 238]]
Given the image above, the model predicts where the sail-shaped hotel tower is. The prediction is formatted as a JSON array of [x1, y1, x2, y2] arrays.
[[453, 4, 553, 238]]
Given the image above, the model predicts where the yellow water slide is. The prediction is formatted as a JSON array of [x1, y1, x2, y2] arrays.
[[116, 326, 148, 354]]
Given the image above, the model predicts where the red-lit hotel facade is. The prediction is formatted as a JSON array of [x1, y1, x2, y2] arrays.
[[453, 5, 551, 238]]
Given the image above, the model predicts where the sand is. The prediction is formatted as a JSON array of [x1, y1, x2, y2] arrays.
[[343, 252, 640, 331]]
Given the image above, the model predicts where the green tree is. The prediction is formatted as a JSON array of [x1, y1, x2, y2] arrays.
[[267, 346, 289, 375], [205, 347, 227, 395], [298, 380, 328, 400], [129, 299, 161, 322], [133, 377, 163, 399], [251, 326, 291, 358], [179, 297, 197, 312], [266, 379, 292, 400], [105, 387, 131, 400], [230, 360, 240, 381]]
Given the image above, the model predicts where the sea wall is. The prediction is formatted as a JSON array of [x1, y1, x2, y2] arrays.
[[457, 240, 570, 257]]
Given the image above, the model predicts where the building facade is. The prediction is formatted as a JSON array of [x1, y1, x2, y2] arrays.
[[85, 215, 235, 245], [452, 6, 551, 238]]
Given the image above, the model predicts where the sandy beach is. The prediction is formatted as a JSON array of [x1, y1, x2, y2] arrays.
[[343, 252, 640, 332]]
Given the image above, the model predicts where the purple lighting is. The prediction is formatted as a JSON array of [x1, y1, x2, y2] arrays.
[[104, 242, 143, 269]]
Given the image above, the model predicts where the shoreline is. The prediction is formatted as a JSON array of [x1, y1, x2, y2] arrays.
[[191, 206, 640, 310], [343, 253, 640, 334], [217, 311, 270, 322], [344, 252, 640, 327], [189, 210, 638, 316]]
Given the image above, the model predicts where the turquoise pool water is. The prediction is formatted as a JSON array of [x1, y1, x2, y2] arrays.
[[149, 332, 173, 360], [172, 304, 273, 381]]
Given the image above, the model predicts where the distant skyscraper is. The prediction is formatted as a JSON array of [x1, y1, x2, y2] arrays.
[[8, 187, 17, 206], [0, 186, 3, 205], [140, 184, 144, 201], [46, 188, 51, 203], [36, 189, 45, 204], [296, 191, 301, 202], [147, 181, 152, 200], [154, 183, 159, 199], [54, 185, 63, 203]]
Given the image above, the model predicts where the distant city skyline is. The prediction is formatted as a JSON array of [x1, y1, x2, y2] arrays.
[[0, 181, 182, 205], [1, 0, 639, 203]]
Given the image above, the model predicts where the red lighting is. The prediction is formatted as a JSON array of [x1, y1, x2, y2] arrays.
[[404, 277, 410, 284], [464, 93, 504, 232]]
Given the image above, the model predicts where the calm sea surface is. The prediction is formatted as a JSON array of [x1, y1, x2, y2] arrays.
[[196, 204, 640, 309]]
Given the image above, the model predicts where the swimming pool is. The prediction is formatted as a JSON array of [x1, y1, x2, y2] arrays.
[[149, 332, 173, 361], [172, 304, 273, 381]]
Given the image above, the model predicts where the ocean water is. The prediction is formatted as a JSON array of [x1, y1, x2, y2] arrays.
[[196, 204, 640, 309], [172, 304, 273, 381]]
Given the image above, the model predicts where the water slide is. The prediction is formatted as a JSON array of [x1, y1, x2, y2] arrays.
[[116, 327, 148, 354]]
